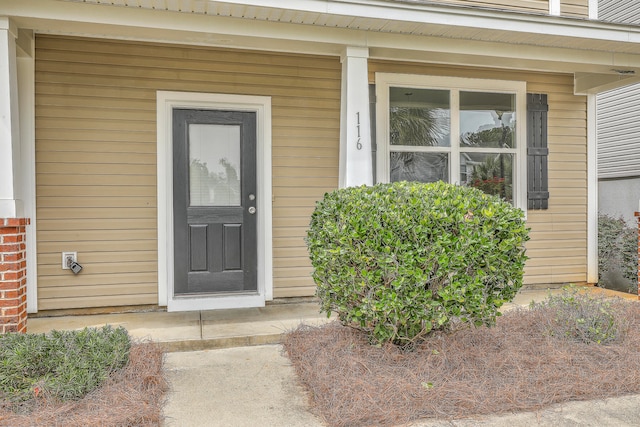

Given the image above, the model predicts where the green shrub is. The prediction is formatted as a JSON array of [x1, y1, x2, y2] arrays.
[[306, 181, 529, 346], [530, 286, 623, 345], [0, 325, 131, 402], [598, 214, 637, 293]]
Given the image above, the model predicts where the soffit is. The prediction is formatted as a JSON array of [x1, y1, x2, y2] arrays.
[[6, 0, 640, 90], [55, 0, 640, 54]]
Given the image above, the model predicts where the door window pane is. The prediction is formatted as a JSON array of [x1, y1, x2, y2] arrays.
[[189, 124, 241, 207], [390, 87, 450, 147], [460, 92, 515, 148], [461, 153, 514, 202], [390, 152, 449, 183]]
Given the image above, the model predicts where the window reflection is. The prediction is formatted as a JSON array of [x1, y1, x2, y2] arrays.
[[461, 153, 514, 203], [189, 124, 241, 206], [459, 92, 515, 148], [389, 87, 450, 147], [391, 152, 449, 183]]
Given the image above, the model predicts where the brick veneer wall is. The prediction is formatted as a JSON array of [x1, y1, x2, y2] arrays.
[[0, 218, 30, 333]]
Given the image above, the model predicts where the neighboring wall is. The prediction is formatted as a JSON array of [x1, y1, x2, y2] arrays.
[[369, 61, 588, 285], [599, 0, 640, 24], [597, 0, 640, 225], [35, 35, 341, 310], [597, 86, 640, 180], [599, 178, 640, 226]]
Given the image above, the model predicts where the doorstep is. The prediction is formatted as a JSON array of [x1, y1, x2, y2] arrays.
[[27, 301, 330, 352]]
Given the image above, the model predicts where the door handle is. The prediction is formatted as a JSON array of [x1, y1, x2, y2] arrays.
[[248, 207, 256, 214]]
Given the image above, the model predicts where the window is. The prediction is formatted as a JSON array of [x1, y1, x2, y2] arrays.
[[376, 74, 527, 209]]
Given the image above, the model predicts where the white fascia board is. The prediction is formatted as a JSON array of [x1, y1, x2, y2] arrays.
[[201, 0, 640, 43], [7, 0, 640, 47]]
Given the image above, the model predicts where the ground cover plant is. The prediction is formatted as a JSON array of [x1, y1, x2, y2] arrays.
[[0, 327, 167, 426], [306, 181, 529, 347], [283, 290, 640, 427], [0, 326, 130, 402]]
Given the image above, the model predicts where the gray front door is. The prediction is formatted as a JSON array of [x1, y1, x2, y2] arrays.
[[173, 109, 257, 296]]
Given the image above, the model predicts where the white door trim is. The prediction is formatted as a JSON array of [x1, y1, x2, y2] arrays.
[[156, 91, 273, 311]]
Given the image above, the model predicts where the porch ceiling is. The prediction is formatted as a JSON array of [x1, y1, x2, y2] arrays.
[[57, 0, 640, 54], [6, 0, 640, 92]]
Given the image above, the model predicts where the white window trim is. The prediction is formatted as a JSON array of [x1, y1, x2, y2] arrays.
[[157, 91, 273, 312], [375, 73, 527, 212]]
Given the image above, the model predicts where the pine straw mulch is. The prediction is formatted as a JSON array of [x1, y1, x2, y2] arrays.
[[283, 300, 640, 427], [0, 341, 168, 427]]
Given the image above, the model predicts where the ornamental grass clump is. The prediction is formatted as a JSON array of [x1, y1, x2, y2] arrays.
[[530, 286, 625, 345], [0, 326, 131, 403], [306, 181, 529, 346]]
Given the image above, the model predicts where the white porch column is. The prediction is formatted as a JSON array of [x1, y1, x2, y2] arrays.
[[0, 17, 30, 328], [339, 46, 373, 188], [549, 0, 560, 16], [16, 28, 37, 313], [0, 17, 23, 218], [587, 94, 598, 284]]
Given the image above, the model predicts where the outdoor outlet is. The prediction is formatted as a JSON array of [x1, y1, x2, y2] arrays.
[[62, 252, 77, 269]]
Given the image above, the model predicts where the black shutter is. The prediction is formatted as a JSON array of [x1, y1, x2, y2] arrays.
[[527, 93, 549, 210]]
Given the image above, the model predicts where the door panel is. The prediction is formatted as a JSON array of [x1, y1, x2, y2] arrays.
[[173, 109, 257, 296]]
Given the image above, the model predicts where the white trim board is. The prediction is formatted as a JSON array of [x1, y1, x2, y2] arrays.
[[587, 94, 598, 284], [18, 51, 37, 313], [156, 91, 273, 312]]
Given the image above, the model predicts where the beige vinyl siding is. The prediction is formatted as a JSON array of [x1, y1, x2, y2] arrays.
[[397, 0, 548, 14], [369, 60, 588, 285], [430, 0, 589, 18], [35, 35, 341, 310], [561, 0, 589, 18]]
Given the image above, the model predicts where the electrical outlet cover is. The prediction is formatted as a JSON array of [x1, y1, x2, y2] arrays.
[[62, 252, 77, 269]]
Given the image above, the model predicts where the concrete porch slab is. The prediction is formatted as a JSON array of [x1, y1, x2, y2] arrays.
[[25, 285, 637, 352], [26, 300, 332, 352], [28, 310, 203, 343]]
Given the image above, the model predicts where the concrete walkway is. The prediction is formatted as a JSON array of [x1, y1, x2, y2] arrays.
[[161, 345, 640, 427], [26, 286, 640, 426]]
